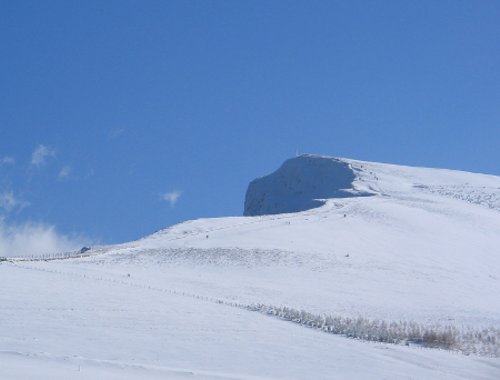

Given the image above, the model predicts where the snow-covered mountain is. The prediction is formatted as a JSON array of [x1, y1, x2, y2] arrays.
[[135, 155, 500, 325], [2, 155, 500, 379], [244, 155, 370, 215]]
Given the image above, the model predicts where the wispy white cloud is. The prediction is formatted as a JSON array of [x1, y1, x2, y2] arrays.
[[31, 144, 56, 167], [0, 191, 29, 213], [0, 146, 89, 258], [161, 190, 182, 207], [0, 156, 15, 166], [0, 218, 86, 258], [58, 165, 72, 180]]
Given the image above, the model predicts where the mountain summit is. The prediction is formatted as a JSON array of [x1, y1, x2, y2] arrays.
[[244, 154, 500, 216], [244, 155, 370, 216]]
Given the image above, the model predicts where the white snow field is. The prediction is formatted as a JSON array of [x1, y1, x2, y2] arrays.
[[1, 155, 500, 379]]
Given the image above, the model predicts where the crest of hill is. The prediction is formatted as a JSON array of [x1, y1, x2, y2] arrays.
[[244, 155, 371, 216], [243, 154, 500, 216]]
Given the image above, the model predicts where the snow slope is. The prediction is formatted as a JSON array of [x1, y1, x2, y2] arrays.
[[121, 155, 500, 327], [1, 155, 500, 379]]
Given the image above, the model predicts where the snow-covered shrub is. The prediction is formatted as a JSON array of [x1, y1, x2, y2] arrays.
[[246, 303, 500, 357]]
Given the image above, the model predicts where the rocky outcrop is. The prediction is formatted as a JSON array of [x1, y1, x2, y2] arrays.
[[244, 155, 362, 216]]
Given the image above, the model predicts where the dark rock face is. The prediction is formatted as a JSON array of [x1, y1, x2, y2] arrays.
[[244, 155, 359, 216], [80, 246, 91, 254]]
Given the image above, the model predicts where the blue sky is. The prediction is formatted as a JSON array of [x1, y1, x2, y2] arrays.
[[1, 1, 499, 252]]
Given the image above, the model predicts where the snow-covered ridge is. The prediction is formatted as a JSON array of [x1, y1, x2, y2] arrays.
[[244, 155, 372, 216], [345, 156, 500, 208], [245, 154, 500, 216]]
